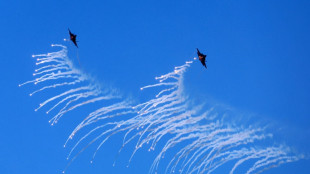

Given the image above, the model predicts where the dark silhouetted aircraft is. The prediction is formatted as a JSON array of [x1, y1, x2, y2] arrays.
[[197, 48, 207, 69], [68, 28, 78, 48]]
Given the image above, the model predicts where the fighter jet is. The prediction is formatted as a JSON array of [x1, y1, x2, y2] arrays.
[[68, 28, 78, 48], [197, 48, 207, 69]]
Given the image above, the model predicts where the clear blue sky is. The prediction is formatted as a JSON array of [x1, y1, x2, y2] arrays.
[[1, 0, 309, 173]]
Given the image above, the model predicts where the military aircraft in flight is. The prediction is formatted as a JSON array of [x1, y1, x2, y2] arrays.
[[197, 48, 207, 69], [68, 28, 78, 48]]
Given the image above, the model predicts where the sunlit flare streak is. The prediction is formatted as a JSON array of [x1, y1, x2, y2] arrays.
[[35, 86, 92, 111], [31, 79, 85, 97], [68, 101, 133, 138], [49, 94, 117, 125]]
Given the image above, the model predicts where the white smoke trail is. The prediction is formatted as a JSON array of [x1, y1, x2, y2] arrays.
[[140, 68, 301, 174], [120, 62, 301, 173], [21, 45, 302, 174], [20, 44, 122, 126]]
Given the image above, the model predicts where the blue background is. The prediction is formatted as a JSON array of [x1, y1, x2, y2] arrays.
[[0, 0, 309, 173]]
